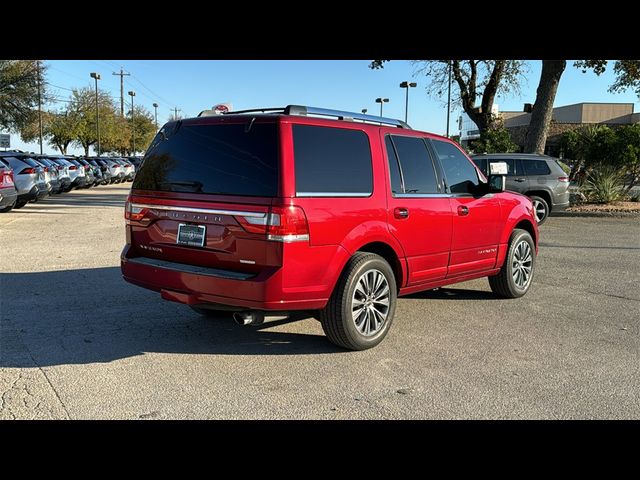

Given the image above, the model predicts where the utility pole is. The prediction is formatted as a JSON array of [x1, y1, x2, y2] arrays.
[[173, 107, 182, 121], [128, 91, 136, 155], [446, 60, 452, 137], [112, 67, 130, 117], [36, 60, 43, 155]]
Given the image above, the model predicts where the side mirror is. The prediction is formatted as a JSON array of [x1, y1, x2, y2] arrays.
[[487, 161, 508, 193]]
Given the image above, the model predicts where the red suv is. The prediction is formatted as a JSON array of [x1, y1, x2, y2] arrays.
[[121, 105, 538, 350]]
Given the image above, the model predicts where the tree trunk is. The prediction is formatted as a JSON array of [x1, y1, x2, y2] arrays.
[[525, 60, 566, 153], [84, 145, 90, 157]]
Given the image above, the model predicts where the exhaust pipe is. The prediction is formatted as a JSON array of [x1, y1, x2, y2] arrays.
[[233, 311, 265, 326]]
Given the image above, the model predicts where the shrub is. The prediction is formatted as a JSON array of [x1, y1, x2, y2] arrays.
[[471, 124, 518, 154], [582, 166, 625, 204]]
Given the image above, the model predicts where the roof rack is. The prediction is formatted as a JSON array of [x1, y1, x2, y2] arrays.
[[200, 105, 411, 129]]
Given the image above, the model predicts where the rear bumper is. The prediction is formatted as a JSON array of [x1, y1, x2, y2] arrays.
[[71, 177, 87, 188], [551, 191, 570, 211], [18, 185, 40, 202], [36, 184, 49, 199], [0, 188, 17, 208], [120, 244, 333, 311], [551, 200, 570, 211]]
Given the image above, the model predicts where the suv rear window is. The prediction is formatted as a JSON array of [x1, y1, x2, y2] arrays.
[[133, 122, 279, 197], [293, 125, 372, 196]]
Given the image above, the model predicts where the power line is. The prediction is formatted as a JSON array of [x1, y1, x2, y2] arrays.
[[129, 73, 178, 109]]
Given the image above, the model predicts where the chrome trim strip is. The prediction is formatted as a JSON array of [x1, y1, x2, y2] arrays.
[[131, 203, 266, 218], [393, 193, 454, 198], [296, 192, 371, 198], [267, 234, 309, 243]]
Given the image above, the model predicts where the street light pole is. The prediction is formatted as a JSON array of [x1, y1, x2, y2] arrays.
[[153, 102, 159, 130], [90, 72, 101, 156], [128, 91, 136, 154], [446, 61, 452, 137], [399, 81, 417, 123], [375, 97, 389, 117], [37, 60, 43, 155]]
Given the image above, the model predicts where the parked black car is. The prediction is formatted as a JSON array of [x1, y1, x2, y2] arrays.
[[471, 153, 570, 225]]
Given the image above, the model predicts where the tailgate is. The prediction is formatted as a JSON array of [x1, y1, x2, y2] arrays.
[[127, 195, 282, 276]]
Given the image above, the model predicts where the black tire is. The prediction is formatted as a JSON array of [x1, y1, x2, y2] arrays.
[[190, 306, 227, 318], [319, 252, 397, 351], [0, 204, 14, 213], [489, 228, 536, 298], [530, 195, 549, 225], [13, 200, 27, 209]]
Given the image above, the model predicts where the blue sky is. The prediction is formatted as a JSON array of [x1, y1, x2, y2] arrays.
[[9, 60, 640, 155]]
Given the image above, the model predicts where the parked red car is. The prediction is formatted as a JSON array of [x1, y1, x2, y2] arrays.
[[121, 105, 538, 350]]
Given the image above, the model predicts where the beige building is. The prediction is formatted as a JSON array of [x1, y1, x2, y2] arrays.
[[459, 102, 639, 155], [502, 102, 639, 155]]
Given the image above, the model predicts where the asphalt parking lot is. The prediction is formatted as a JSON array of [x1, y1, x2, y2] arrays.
[[1, 184, 638, 419]]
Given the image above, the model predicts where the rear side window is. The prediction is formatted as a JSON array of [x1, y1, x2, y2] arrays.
[[134, 122, 279, 196], [523, 159, 551, 175], [432, 140, 479, 194], [293, 125, 372, 196], [387, 135, 439, 194]]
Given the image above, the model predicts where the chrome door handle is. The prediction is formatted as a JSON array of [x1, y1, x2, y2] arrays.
[[394, 207, 409, 219]]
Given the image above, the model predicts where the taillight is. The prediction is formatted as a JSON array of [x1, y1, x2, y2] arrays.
[[237, 205, 309, 243], [69, 165, 77, 171], [558, 176, 569, 182], [124, 199, 147, 221], [19, 167, 36, 175]]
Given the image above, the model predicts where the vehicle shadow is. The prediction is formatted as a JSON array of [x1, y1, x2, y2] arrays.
[[0, 267, 341, 368], [404, 286, 500, 300], [37, 191, 129, 208]]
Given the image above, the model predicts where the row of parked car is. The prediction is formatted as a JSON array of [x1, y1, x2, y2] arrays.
[[0, 151, 142, 212]]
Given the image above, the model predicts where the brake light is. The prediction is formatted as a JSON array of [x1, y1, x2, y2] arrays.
[[69, 165, 77, 171], [19, 167, 36, 175], [237, 205, 309, 243], [1, 171, 12, 186], [558, 176, 569, 182], [124, 198, 147, 221]]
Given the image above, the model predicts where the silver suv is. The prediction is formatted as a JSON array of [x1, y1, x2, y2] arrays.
[[471, 153, 570, 225]]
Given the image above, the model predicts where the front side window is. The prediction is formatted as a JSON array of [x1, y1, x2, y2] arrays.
[[386, 135, 439, 194], [489, 159, 520, 176], [432, 140, 479, 194], [293, 125, 372, 196]]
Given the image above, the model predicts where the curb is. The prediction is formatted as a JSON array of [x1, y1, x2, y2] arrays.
[[552, 210, 640, 219]]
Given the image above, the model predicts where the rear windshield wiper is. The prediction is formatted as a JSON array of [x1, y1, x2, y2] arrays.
[[158, 181, 204, 193]]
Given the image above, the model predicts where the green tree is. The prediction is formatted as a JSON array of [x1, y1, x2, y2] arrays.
[[611, 124, 640, 191], [0, 60, 47, 132], [370, 60, 525, 134], [574, 60, 640, 97], [20, 108, 80, 154], [128, 105, 156, 155], [69, 87, 119, 156], [470, 123, 518, 154]]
